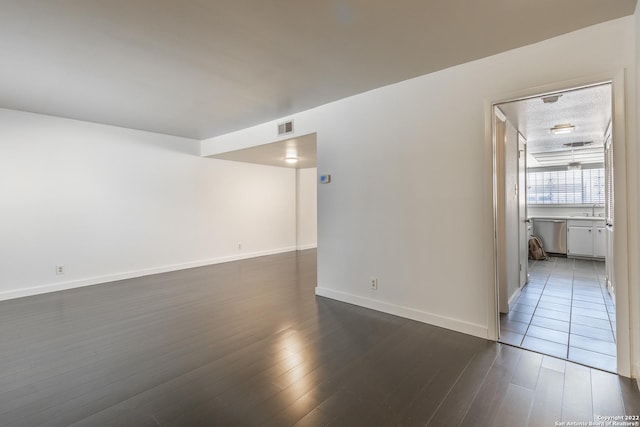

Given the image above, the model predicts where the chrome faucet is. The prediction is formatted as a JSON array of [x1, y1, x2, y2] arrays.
[[592, 203, 604, 217]]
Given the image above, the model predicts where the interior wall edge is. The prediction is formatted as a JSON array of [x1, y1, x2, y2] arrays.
[[0, 246, 297, 303], [507, 287, 522, 312], [314, 285, 489, 339], [633, 10, 640, 378]]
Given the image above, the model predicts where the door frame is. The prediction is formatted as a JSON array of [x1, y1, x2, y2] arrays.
[[518, 132, 528, 289], [485, 70, 633, 377]]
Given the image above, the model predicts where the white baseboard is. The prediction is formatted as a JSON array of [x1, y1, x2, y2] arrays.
[[296, 243, 317, 250], [315, 286, 488, 339], [607, 278, 616, 302], [508, 287, 522, 311], [0, 246, 297, 302]]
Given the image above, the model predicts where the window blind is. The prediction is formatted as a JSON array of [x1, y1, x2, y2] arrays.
[[527, 167, 605, 205]]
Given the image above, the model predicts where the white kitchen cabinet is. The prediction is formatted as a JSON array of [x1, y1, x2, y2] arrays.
[[594, 226, 606, 258], [567, 226, 594, 257], [566, 219, 606, 258]]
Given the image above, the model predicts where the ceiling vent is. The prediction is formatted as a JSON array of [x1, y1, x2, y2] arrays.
[[277, 120, 294, 136], [563, 141, 594, 148]]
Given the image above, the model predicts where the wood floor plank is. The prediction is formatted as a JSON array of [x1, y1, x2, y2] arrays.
[[562, 362, 593, 422], [69, 405, 159, 427], [426, 340, 501, 427], [591, 369, 625, 420], [618, 377, 640, 417], [493, 383, 535, 427], [527, 367, 565, 427], [391, 334, 483, 426], [460, 344, 523, 427], [510, 350, 543, 390], [266, 321, 423, 426]]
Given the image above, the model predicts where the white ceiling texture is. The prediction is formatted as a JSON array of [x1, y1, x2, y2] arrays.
[[212, 133, 317, 169], [0, 0, 636, 143], [498, 84, 612, 168]]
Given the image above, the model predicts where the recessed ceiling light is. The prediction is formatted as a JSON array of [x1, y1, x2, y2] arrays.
[[550, 124, 575, 135], [542, 94, 563, 104]]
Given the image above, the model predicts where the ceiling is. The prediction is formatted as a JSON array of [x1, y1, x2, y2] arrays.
[[498, 83, 612, 168], [211, 134, 316, 169], [0, 1, 635, 140]]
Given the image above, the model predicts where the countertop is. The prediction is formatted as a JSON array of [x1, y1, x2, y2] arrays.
[[529, 215, 605, 221]]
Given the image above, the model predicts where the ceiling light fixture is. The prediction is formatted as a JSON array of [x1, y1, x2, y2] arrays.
[[567, 149, 581, 170], [541, 94, 563, 104], [567, 162, 582, 171], [550, 124, 575, 135], [285, 155, 298, 164]]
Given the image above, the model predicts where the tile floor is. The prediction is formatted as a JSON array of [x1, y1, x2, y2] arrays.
[[500, 257, 617, 372]]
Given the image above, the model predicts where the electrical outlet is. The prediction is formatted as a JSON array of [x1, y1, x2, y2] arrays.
[[370, 277, 378, 290], [55, 265, 65, 275]]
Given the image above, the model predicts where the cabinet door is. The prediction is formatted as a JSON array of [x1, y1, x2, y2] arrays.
[[567, 226, 593, 256], [594, 227, 606, 258]]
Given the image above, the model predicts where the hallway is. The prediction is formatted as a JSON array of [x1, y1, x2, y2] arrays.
[[500, 257, 616, 372]]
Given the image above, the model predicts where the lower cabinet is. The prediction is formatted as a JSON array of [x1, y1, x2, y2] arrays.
[[567, 220, 606, 258], [567, 226, 593, 257], [594, 226, 606, 258]]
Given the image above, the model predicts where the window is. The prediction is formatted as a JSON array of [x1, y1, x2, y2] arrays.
[[527, 166, 605, 205]]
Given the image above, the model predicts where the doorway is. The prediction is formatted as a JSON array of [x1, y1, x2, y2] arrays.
[[208, 132, 318, 254], [494, 82, 618, 372]]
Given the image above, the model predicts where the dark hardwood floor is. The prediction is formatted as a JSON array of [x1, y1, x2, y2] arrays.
[[1, 249, 638, 426]]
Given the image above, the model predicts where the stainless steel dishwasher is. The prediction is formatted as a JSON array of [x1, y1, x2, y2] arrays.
[[532, 219, 567, 255]]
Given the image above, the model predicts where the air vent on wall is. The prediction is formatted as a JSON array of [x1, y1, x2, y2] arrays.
[[277, 120, 294, 136]]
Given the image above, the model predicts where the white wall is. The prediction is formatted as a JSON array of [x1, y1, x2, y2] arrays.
[[296, 168, 317, 250], [632, 1, 640, 379], [0, 109, 297, 300], [202, 17, 637, 341]]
